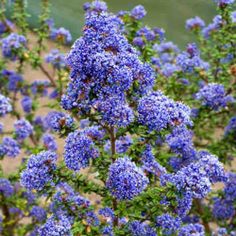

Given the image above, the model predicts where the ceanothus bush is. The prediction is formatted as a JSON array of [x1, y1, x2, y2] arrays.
[[0, 0, 235, 235]]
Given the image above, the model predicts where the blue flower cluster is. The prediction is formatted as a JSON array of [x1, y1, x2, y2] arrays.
[[21, 151, 57, 191], [156, 214, 181, 235], [45, 49, 66, 69], [0, 94, 12, 116], [176, 43, 209, 73], [50, 27, 72, 45], [141, 145, 166, 176], [1, 33, 27, 60], [30, 206, 47, 222], [37, 215, 72, 236], [129, 220, 156, 236], [44, 111, 74, 132], [14, 119, 33, 140], [138, 91, 192, 131], [196, 83, 234, 110], [214, 0, 235, 7], [64, 130, 99, 171], [21, 96, 32, 113], [106, 157, 149, 200], [212, 198, 234, 220], [186, 16, 205, 31], [0, 137, 20, 158], [61, 5, 155, 127], [0, 178, 14, 197], [178, 223, 205, 236], [42, 133, 57, 151], [130, 5, 147, 20]]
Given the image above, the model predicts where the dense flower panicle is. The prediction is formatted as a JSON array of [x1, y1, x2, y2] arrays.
[[104, 135, 132, 154], [14, 119, 33, 140], [44, 111, 74, 132], [45, 49, 66, 69], [83, 0, 108, 13], [141, 145, 166, 176], [186, 16, 205, 30], [82, 125, 105, 140], [138, 91, 192, 131], [106, 157, 149, 200], [166, 125, 196, 162], [21, 96, 32, 113], [6, 72, 23, 92], [130, 5, 146, 20], [42, 134, 57, 151], [64, 130, 99, 171], [224, 172, 236, 200], [197, 151, 226, 183], [195, 83, 234, 110], [178, 223, 205, 236], [37, 215, 72, 236], [176, 192, 193, 218], [0, 178, 14, 197], [225, 116, 236, 137], [98, 207, 114, 222], [97, 97, 134, 127], [0, 137, 20, 158], [202, 15, 223, 38], [85, 211, 100, 226], [21, 151, 57, 191], [0, 94, 12, 116], [176, 43, 209, 73], [50, 27, 72, 44], [62, 9, 155, 114], [1, 33, 27, 60], [212, 198, 235, 220], [30, 206, 47, 222], [129, 220, 157, 236], [156, 214, 181, 235]]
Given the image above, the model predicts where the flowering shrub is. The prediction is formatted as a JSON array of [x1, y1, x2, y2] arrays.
[[0, 0, 235, 235]]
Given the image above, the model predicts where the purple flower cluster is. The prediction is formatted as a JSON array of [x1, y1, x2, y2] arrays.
[[178, 223, 205, 236], [202, 15, 223, 38], [37, 215, 72, 236], [50, 27, 72, 44], [138, 91, 192, 131], [0, 137, 20, 158], [64, 129, 99, 171], [31, 80, 50, 97], [162, 152, 225, 199], [42, 134, 57, 151], [45, 49, 66, 69], [196, 83, 234, 110], [214, 0, 235, 7], [1, 33, 27, 60], [224, 172, 236, 200], [212, 198, 234, 220], [30, 206, 47, 222], [44, 111, 74, 132], [106, 157, 149, 200], [21, 151, 57, 191], [83, 0, 108, 13], [130, 5, 147, 20], [186, 16, 205, 31], [129, 220, 156, 236], [0, 178, 14, 197], [156, 214, 181, 235], [176, 43, 209, 73], [141, 145, 166, 176], [61, 7, 155, 125], [21, 96, 32, 113], [166, 126, 197, 168], [14, 119, 33, 140], [0, 94, 12, 116]]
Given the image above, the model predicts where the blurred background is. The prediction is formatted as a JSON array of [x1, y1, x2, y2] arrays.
[[24, 0, 216, 47]]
